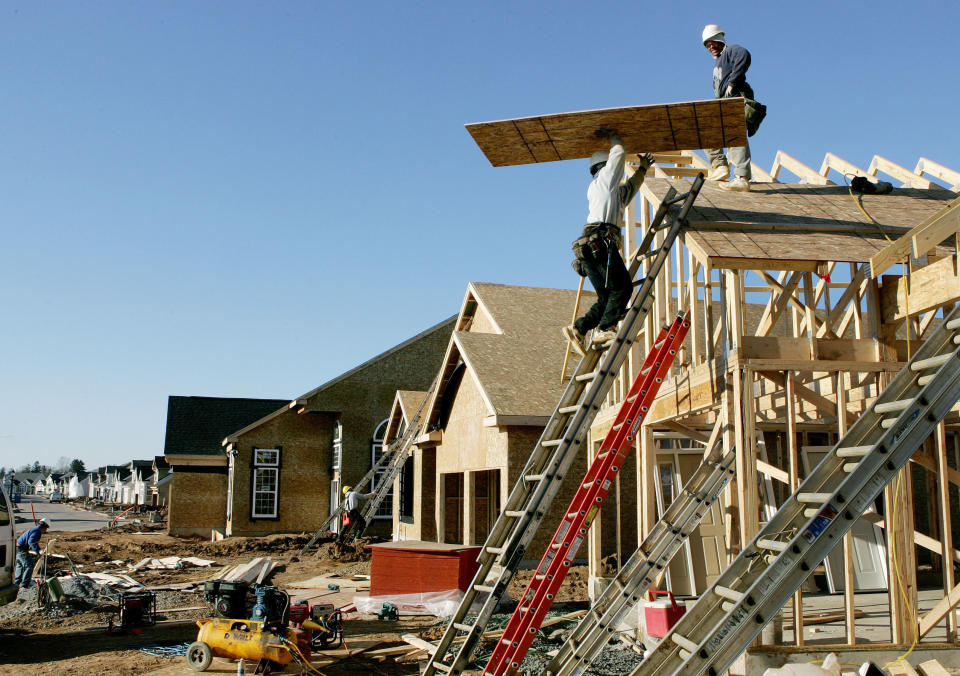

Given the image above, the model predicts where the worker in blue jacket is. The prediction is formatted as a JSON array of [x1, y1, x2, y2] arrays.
[[14, 518, 50, 589], [702, 24, 754, 192]]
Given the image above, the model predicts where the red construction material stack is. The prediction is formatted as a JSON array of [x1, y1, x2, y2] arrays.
[[368, 541, 482, 596]]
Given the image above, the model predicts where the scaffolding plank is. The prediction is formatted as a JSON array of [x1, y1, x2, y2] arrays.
[[466, 99, 746, 167]]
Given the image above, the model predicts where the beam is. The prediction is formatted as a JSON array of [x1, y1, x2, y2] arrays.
[[770, 150, 831, 185], [880, 256, 960, 323], [756, 370, 857, 426], [915, 157, 960, 192], [868, 155, 935, 189], [869, 195, 960, 277]]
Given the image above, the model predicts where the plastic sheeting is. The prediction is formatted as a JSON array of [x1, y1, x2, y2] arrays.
[[353, 589, 463, 618]]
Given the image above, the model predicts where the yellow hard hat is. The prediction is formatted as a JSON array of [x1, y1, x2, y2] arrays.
[[342, 485, 352, 495]]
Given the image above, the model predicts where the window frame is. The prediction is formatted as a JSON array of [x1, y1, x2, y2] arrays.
[[370, 419, 392, 520], [250, 447, 282, 520]]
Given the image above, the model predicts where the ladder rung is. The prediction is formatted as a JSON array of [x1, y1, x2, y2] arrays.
[[714, 585, 744, 602], [551, 543, 562, 550], [505, 510, 525, 518], [542, 439, 563, 447], [947, 317, 960, 330], [453, 622, 472, 632], [474, 584, 494, 593], [612, 423, 623, 431], [576, 370, 598, 382], [626, 393, 638, 403], [797, 492, 831, 503], [433, 663, 451, 674], [721, 600, 736, 612], [558, 405, 580, 414], [671, 633, 699, 653], [567, 511, 581, 519], [486, 546, 505, 555], [919, 374, 936, 386], [875, 398, 913, 413], [757, 539, 787, 552], [954, 335, 960, 345], [535, 574, 546, 581], [525, 474, 544, 482], [836, 446, 871, 458], [911, 353, 951, 371], [803, 508, 819, 518], [843, 462, 860, 473], [881, 417, 897, 429]]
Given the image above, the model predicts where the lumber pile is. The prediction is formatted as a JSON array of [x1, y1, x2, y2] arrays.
[[214, 557, 277, 584], [129, 556, 216, 571]]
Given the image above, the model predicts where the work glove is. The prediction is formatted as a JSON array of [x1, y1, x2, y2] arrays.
[[636, 153, 654, 171], [724, 84, 735, 97]]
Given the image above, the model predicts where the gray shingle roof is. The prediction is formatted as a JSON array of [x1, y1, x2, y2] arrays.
[[163, 396, 289, 456]]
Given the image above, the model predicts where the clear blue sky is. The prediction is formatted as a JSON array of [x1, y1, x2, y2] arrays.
[[1, 1, 957, 469]]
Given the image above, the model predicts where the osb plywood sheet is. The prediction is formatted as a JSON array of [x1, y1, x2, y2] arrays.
[[467, 99, 746, 167], [643, 178, 956, 265]]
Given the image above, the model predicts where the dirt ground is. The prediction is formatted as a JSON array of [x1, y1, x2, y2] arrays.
[[0, 525, 590, 675]]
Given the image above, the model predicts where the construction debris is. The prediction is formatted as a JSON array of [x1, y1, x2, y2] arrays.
[[214, 556, 277, 584], [129, 556, 216, 571]]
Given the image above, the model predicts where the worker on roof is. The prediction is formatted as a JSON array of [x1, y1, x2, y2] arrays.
[[338, 485, 374, 542], [564, 132, 654, 354], [701, 24, 765, 192], [15, 518, 50, 591]]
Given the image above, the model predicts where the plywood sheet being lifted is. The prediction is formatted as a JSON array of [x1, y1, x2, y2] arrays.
[[466, 98, 746, 167]]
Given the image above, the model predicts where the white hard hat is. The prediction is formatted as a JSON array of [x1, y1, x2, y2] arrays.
[[702, 24, 725, 46], [589, 150, 609, 174], [39, 518, 51, 526]]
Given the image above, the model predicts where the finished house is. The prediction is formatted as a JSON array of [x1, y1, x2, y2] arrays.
[[163, 396, 290, 537], [221, 316, 455, 538]]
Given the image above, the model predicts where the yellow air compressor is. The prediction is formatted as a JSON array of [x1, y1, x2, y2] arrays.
[[186, 618, 299, 673]]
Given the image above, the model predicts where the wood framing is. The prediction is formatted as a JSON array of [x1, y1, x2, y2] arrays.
[[583, 148, 960, 652]]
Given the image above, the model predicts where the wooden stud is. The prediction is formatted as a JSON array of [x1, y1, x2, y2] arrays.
[[785, 372, 803, 646], [936, 422, 957, 641]]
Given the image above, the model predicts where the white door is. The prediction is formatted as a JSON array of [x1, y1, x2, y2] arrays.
[[802, 447, 888, 591]]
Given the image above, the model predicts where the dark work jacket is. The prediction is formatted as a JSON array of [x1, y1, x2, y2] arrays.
[[712, 43, 753, 99]]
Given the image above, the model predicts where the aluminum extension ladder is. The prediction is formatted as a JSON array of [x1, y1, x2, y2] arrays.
[[299, 377, 438, 554], [483, 313, 691, 675], [545, 446, 736, 676], [632, 304, 960, 676], [422, 174, 704, 676]]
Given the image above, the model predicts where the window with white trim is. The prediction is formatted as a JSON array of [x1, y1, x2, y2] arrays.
[[370, 419, 392, 519], [251, 448, 280, 519], [332, 422, 343, 473]]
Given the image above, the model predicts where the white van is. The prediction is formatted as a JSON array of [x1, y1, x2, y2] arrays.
[[0, 485, 15, 605]]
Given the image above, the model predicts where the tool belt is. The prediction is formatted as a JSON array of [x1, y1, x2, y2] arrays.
[[571, 223, 622, 276], [17, 543, 30, 553]]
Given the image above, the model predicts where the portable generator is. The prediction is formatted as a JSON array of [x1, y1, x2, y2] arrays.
[[203, 579, 249, 619], [307, 602, 343, 650], [118, 591, 157, 630]]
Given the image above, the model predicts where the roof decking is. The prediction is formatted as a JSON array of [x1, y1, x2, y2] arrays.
[[641, 179, 956, 270]]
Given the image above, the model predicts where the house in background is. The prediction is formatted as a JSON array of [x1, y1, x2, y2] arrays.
[[129, 460, 154, 504], [163, 396, 289, 537], [387, 283, 605, 562], [65, 472, 91, 499], [150, 456, 170, 506], [43, 473, 63, 495], [222, 316, 455, 538], [11, 473, 43, 495]]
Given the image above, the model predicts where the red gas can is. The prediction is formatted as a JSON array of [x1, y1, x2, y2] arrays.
[[644, 590, 686, 638]]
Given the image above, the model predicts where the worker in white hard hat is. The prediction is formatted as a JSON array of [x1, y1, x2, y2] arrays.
[[563, 131, 654, 355], [701, 24, 760, 192], [14, 518, 51, 590], [338, 484, 374, 542]]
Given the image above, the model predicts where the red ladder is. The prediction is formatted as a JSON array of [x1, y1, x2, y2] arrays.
[[482, 312, 690, 676]]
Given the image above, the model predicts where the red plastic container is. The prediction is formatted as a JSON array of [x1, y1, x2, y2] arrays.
[[644, 590, 686, 638]]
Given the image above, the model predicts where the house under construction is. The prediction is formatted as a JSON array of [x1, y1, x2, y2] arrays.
[[386, 128, 960, 674]]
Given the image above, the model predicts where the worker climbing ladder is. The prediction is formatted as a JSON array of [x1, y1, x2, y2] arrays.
[[421, 174, 704, 676], [299, 377, 438, 554], [630, 304, 960, 676], [482, 313, 690, 676], [544, 446, 736, 676]]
